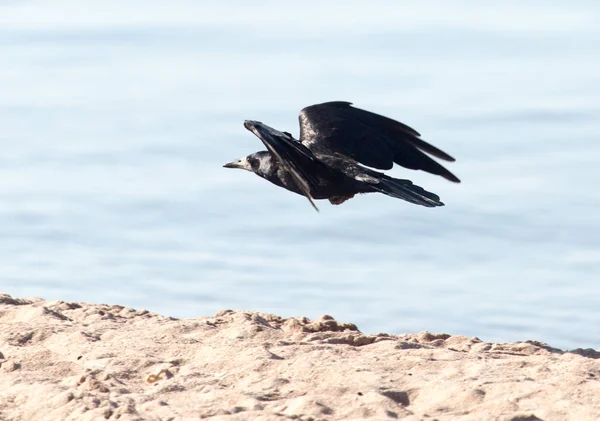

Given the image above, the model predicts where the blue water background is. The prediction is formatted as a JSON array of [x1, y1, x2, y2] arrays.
[[1, 1, 599, 349]]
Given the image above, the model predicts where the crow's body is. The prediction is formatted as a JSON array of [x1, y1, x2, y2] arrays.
[[224, 101, 460, 211]]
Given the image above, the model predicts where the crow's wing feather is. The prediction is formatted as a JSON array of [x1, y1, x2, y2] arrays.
[[298, 101, 460, 183], [249, 124, 323, 211]]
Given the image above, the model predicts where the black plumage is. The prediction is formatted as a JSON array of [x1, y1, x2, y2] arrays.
[[223, 101, 460, 211]]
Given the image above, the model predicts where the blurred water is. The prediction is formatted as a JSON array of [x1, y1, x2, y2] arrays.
[[1, 1, 599, 350]]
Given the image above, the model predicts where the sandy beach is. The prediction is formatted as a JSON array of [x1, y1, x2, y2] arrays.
[[1, 293, 599, 420]]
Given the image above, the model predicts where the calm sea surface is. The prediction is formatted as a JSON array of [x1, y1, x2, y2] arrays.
[[1, 1, 599, 349]]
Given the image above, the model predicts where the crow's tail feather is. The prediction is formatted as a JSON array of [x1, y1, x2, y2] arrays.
[[369, 174, 444, 208]]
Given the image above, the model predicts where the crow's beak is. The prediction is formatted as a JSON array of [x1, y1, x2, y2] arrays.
[[223, 160, 241, 169], [223, 157, 252, 171]]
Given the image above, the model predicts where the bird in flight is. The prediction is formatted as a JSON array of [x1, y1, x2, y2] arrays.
[[224, 101, 460, 212]]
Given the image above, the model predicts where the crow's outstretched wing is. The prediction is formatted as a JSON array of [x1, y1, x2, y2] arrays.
[[298, 101, 460, 183], [244, 120, 325, 211]]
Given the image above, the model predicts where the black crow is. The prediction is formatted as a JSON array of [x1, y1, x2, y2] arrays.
[[224, 101, 460, 211]]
